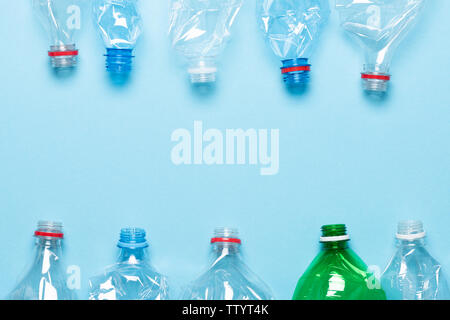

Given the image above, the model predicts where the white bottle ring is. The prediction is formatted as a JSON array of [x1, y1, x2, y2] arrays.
[[319, 235, 350, 242], [396, 232, 426, 240]]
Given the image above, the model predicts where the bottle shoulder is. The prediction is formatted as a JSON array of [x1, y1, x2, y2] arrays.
[[184, 257, 274, 300], [9, 265, 75, 300], [293, 248, 386, 300], [89, 261, 168, 300], [303, 248, 369, 277], [383, 246, 443, 276], [381, 246, 450, 300]]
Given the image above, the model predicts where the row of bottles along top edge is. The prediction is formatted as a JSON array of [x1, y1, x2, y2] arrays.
[[32, 0, 427, 95]]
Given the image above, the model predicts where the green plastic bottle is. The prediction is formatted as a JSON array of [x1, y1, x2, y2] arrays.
[[293, 224, 386, 300]]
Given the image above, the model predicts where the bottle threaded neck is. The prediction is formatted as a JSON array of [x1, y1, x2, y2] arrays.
[[322, 224, 346, 237], [48, 44, 78, 68], [190, 72, 216, 83], [362, 76, 389, 93], [211, 227, 241, 245], [361, 64, 390, 93], [396, 220, 425, 240], [320, 224, 349, 243], [281, 58, 310, 86], [187, 58, 217, 84], [118, 227, 148, 248], [34, 221, 64, 239], [105, 48, 134, 73]]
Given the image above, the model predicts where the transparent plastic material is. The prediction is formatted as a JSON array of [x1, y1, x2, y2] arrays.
[[89, 228, 169, 300], [93, 0, 143, 73], [257, 0, 330, 86], [169, 0, 243, 84], [293, 224, 386, 300], [381, 221, 450, 300], [336, 0, 426, 93], [8, 221, 77, 300], [182, 228, 274, 300], [32, 0, 80, 68]]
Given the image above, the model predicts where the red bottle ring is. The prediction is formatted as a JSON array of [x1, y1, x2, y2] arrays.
[[361, 73, 390, 81], [210, 237, 241, 244], [48, 50, 79, 57], [281, 65, 311, 74], [34, 231, 64, 238]]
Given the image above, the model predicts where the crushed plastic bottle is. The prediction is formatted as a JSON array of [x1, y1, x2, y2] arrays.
[[257, 0, 330, 86], [182, 228, 274, 300], [381, 221, 450, 300], [169, 0, 243, 84], [32, 0, 80, 68], [336, 0, 426, 93], [89, 228, 169, 300], [293, 224, 386, 300], [93, 0, 143, 73], [8, 221, 77, 300]]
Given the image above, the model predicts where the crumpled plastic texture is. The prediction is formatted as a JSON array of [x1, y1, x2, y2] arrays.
[[257, 0, 330, 59], [93, 0, 142, 49], [182, 244, 274, 300], [32, 0, 79, 45], [8, 223, 76, 300], [336, 0, 425, 72], [293, 242, 386, 300], [88, 248, 169, 300], [168, 0, 243, 61], [381, 239, 450, 300]]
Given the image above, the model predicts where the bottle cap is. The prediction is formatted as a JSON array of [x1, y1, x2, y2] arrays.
[[396, 220, 426, 240], [34, 221, 64, 238], [211, 227, 241, 244], [117, 227, 149, 248]]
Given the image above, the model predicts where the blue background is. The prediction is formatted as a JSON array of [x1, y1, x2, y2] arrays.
[[0, 1, 449, 299]]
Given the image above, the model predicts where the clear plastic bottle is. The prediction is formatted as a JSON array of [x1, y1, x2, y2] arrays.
[[8, 221, 77, 300], [293, 224, 386, 300], [381, 221, 450, 300], [89, 228, 169, 300], [93, 0, 143, 73], [32, 0, 80, 68], [169, 0, 243, 84], [257, 0, 330, 86], [182, 228, 274, 300], [336, 0, 426, 93]]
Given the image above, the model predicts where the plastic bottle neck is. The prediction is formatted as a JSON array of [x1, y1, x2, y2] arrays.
[[48, 44, 78, 68], [118, 247, 147, 264], [319, 224, 350, 250], [36, 236, 62, 247], [321, 240, 349, 250], [105, 48, 134, 73], [395, 220, 426, 247], [212, 242, 240, 256], [210, 228, 241, 264], [397, 238, 425, 247], [361, 63, 390, 93], [210, 243, 242, 269], [281, 58, 311, 86], [116, 228, 149, 263], [188, 58, 217, 83]]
